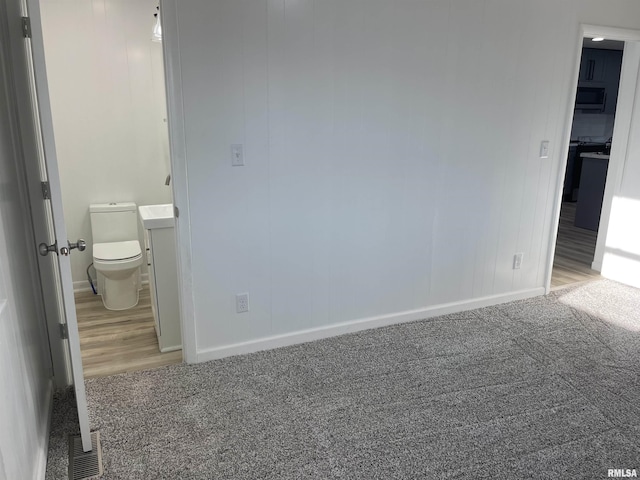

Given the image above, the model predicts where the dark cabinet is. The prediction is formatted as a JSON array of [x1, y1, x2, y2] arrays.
[[563, 143, 606, 202], [563, 146, 578, 201], [575, 155, 609, 231], [603, 50, 623, 114], [577, 48, 623, 114], [579, 48, 606, 82]]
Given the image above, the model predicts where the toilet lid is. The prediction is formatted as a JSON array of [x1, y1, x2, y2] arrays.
[[93, 241, 141, 261]]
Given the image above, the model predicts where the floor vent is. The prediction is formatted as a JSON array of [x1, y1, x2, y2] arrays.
[[68, 431, 103, 480]]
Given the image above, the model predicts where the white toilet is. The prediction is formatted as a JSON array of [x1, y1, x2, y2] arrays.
[[90, 202, 143, 310]]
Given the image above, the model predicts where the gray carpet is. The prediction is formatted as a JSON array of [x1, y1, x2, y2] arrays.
[[46, 279, 640, 479]]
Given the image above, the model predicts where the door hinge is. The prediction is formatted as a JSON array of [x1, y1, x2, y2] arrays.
[[21, 17, 31, 38], [59, 323, 68, 339], [174, 205, 179, 218], [41, 181, 51, 199]]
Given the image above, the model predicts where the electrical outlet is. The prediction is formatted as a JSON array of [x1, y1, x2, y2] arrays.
[[235, 293, 249, 313], [513, 253, 524, 270]]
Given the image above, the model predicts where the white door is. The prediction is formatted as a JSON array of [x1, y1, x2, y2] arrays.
[[14, 0, 93, 452]]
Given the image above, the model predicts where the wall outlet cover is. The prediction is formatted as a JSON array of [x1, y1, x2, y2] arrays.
[[235, 293, 249, 313], [513, 253, 524, 270]]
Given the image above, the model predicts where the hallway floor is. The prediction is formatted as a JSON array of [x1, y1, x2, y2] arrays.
[[551, 202, 602, 289], [75, 285, 182, 378]]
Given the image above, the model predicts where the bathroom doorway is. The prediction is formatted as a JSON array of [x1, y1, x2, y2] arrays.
[[550, 29, 638, 290], [37, 0, 182, 377]]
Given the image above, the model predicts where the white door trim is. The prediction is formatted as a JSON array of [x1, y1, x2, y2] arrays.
[[160, 0, 197, 363], [544, 24, 640, 293], [25, 0, 93, 452]]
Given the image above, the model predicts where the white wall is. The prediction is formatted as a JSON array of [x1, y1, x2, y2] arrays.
[[0, 1, 53, 477], [167, 0, 640, 358], [39, 0, 172, 284]]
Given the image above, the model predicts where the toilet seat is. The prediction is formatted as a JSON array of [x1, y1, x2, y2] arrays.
[[93, 240, 141, 261], [93, 241, 143, 273]]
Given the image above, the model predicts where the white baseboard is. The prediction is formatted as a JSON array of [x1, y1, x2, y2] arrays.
[[73, 274, 149, 293], [73, 280, 94, 293], [36, 378, 54, 480], [196, 287, 545, 363], [160, 344, 182, 353]]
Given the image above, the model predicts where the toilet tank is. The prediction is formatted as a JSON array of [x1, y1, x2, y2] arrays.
[[90, 202, 138, 243]]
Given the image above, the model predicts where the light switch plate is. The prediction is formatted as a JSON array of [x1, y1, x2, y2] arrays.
[[231, 144, 244, 166], [540, 141, 550, 159]]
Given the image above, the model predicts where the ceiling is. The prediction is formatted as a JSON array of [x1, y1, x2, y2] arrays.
[[583, 38, 625, 51]]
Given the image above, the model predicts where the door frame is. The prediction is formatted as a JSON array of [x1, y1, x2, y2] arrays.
[[21, 0, 197, 366], [1, 0, 71, 388], [160, 0, 197, 362], [24, 0, 93, 451], [545, 24, 640, 293]]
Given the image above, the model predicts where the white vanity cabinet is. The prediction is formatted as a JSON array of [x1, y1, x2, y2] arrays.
[[143, 224, 181, 352]]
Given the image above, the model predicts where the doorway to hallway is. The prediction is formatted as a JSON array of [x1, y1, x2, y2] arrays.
[[552, 37, 623, 289]]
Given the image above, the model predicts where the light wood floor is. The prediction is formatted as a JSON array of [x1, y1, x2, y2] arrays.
[[75, 285, 182, 379], [551, 202, 602, 289]]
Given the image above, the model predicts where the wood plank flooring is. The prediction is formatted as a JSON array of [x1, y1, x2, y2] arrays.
[[551, 202, 602, 289], [75, 285, 182, 378]]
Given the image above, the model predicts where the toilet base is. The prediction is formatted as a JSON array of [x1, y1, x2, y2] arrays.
[[97, 269, 141, 311]]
